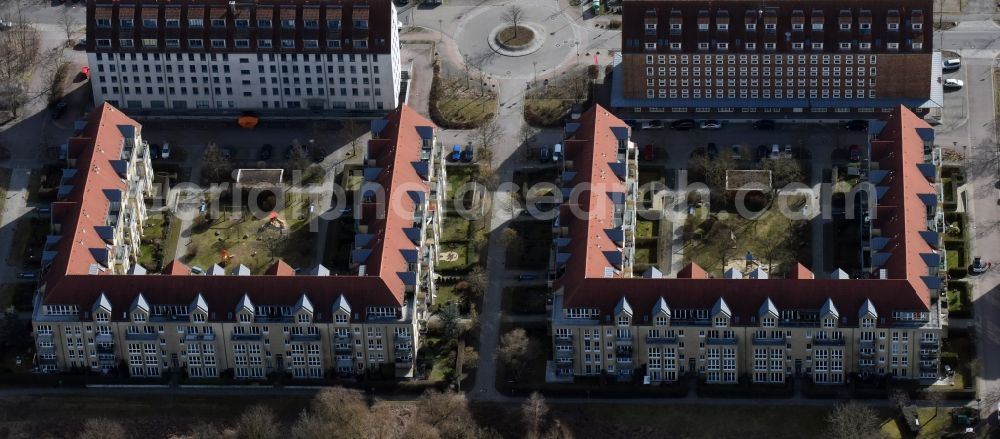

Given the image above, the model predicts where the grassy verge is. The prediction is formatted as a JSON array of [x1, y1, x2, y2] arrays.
[[429, 66, 497, 129], [881, 407, 957, 439], [162, 214, 182, 265]]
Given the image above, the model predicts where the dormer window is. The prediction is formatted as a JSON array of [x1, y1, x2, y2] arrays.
[[617, 315, 631, 326], [812, 22, 823, 30], [132, 312, 146, 322], [746, 23, 756, 31], [823, 317, 837, 328], [297, 313, 310, 324], [861, 317, 875, 328], [655, 316, 668, 326], [765, 23, 776, 30], [792, 23, 803, 30], [762, 317, 776, 327], [96, 312, 109, 322], [840, 22, 851, 30], [913, 22, 923, 30], [192, 313, 206, 323], [717, 23, 728, 30], [239, 312, 252, 323], [714, 317, 729, 327], [335, 314, 348, 324]]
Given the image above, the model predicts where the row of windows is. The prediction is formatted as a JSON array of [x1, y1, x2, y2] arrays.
[[106, 98, 380, 111], [645, 18, 923, 33], [642, 53, 878, 65], [644, 89, 878, 99], [97, 17, 365, 31], [97, 62, 380, 78], [645, 66, 877, 77], [646, 78, 874, 88], [96, 52, 379, 64], [641, 41, 920, 52], [97, 38, 372, 50]]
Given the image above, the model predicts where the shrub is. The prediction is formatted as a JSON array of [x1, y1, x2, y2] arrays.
[[608, 19, 622, 29]]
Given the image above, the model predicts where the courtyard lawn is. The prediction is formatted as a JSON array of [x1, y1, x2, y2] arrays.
[[636, 220, 657, 239], [138, 213, 167, 270], [446, 167, 477, 201], [881, 407, 957, 439], [182, 194, 315, 274], [437, 242, 474, 272], [683, 202, 807, 276], [433, 283, 459, 308], [441, 216, 472, 243]]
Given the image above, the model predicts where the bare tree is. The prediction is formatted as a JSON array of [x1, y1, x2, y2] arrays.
[[465, 265, 488, 298], [824, 401, 884, 439], [502, 5, 525, 38], [462, 53, 474, 89], [287, 139, 311, 173], [927, 391, 946, 417], [339, 120, 365, 158], [439, 302, 462, 340], [474, 116, 502, 163], [303, 387, 371, 439], [60, 8, 79, 44], [522, 392, 549, 439], [235, 405, 281, 439], [415, 390, 490, 438], [186, 423, 223, 439], [889, 389, 911, 413], [201, 142, 233, 183], [502, 227, 524, 258], [496, 328, 532, 372], [79, 418, 126, 439]]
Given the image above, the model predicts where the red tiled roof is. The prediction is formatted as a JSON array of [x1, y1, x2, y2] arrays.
[[554, 104, 629, 291], [41, 104, 435, 322], [46, 103, 137, 278], [557, 105, 934, 326]]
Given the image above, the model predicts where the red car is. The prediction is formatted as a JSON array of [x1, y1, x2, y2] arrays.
[[643, 144, 654, 161], [80, 66, 90, 80]]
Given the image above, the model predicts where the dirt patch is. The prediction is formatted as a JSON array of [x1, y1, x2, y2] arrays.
[[496, 26, 534, 48]]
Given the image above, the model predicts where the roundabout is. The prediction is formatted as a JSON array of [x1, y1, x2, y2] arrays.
[[450, 1, 582, 80]]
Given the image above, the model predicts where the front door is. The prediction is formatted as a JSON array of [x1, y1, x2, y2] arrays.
[[688, 358, 696, 377], [794, 359, 802, 377]]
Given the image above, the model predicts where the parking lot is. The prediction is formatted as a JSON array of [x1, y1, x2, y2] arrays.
[[628, 121, 870, 173]]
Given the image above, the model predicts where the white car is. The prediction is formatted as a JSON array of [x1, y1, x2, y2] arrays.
[[943, 58, 961, 69], [699, 120, 723, 130], [944, 78, 964, 89], [161, 143, 171, 159]]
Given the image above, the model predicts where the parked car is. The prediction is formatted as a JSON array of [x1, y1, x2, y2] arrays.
[[517, 274, 537, 281], [539, 145, 550, 163], [784, 144, 793, 157], [149, 143, 161, 159], [756, 144, 769, 162], [848, 144, 861, 162], [450, 144, 461, 162], [461, 144, 474, 162], [190, 265, 205, 275], [552, 143, 563, 162], [943, 58, 961, 70], [161, 143, 171, 159], [670, 119, 697, 131], [49, 102, 67, 120], [731, 144, 742, 160], [971, 256, 989, 274], [752, 120, 776, 130], [944, 78, 964, 89], [17, 272, 36, 279], [770, 144, 780, 158], [699, 120, 723, 130], [706, 143, 718, 160], [641, 120, 664, 130], [643, 144, 654, 161], [843, 120, 869, 131], [0, 20, 13, 30], [259, 144, 273, 160], [74, 38, 86, 49]]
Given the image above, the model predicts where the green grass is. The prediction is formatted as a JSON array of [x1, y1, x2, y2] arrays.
[[436, 96, 496, 127], [182, 195, 314, 273], [446, 168, 477, 200], [881, 407, 957, 439], [947, 285, 971, 316], [634, 246, 654, 265], [502, 286, 548, 314], [573, 404, 893, 439], [434, 284, 459, 308], [636, 220, 656, 239], [684, 208, 807, 276], [437, 242, 473, 272], [523, 98, 572, 127], [0, 282, 35, 311], [441, 216, 471, 243]]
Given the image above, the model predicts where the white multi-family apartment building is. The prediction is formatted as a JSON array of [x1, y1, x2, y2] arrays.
[[33, 104, 445, 380], [549, 105, 944, 385], [85, 0, 402, 112]]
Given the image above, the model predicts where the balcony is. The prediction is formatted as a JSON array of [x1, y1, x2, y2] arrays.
[[290, 333, 322, 342], [920, 351, 938, 360], [646, 336, 678, 344], [813, 338, 846, 346], [751, 337, 786, 346], [39, 357, 57, 365], [859, 351, 876, 359], [395, 344, 412, 352], [335, 346, 352, 354], [615, 336, 633, 344], [334, 333, 352, 341], [554, 336, 574, 346], [184, 333, 216, 342], [37, 344, 55, 353], [920, 339, 939, 348], [96, 344, 115, 353], [95, 333, 114, 343], [859, 339, 875, 347], [706, 336, 738, 345], [395, 356, 414, 365], [36, 333, 53, 342], [920, 363, 938, 372], [124, 332, 159, 341], [230, 333, 264, 341], [556, 357, 574, 365]]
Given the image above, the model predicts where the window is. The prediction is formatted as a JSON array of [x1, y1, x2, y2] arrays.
[[258, 39, 273, 49], [328, 20, 341, 30], [746, 42, 756, 50], [888, 22, 899, 30], [717, 23, 728, 30], [746, 23, 756, 31], [120, 39, 134, 48], [211, 39, 226, 49], [913, 22, 923, 30], [698, 42, 709, 50], [840, 42, 851, 49], [717, 43, 728, 50], [670, 42, 681, 50], [189, 19, 204, 28], [235, 19, 249, 28], [281, 19, 295, 29], [211, 18, 226, 28], [354, 19, 369, 29], [281, 39, 295, 49], [792, 23, 803, 30], [97, 18, 111, 28], [327, 39, 341, 49], [859, 42, 871, 50], [840, 22, 851, 30], [258, 19, 272, 28], [765, 23, 776, 30], [714, 317, 729, 327], [303, 40, 318, 49], [235, 39, 250, 49], [164, 39, 179, 48], [912, 42, 923, 50], [143, 19, 157, 28], [645, 42, 656, 50], [887, 42, 899, 50], [120, 19, 134, 29], [860, 22, 871, 30], [812, 22, 823, 31], [792, 43, 803, 50], [354, 39, 368, 49], [305, 19, 319, 29], [765, 43, 776, 50], [812, 43, 824, 50], [142, 38, 156, 48]]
